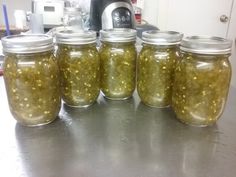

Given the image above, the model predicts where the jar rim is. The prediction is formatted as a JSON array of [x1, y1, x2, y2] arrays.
[[180, 36, 232, 54], [56, 30, 97, 45], [100, 28, 137, 43], [1, 34, 53, 54], [142, 30, 183, 45]]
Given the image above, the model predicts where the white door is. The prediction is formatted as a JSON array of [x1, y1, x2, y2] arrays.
[[150, 0, 236, 86], [157, 0, 234, 38]]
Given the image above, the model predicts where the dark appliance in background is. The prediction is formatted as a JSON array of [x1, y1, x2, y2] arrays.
[[90, 0, 136, 32]]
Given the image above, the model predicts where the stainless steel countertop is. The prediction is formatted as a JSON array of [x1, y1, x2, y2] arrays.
[[0, 77, 236, 177]]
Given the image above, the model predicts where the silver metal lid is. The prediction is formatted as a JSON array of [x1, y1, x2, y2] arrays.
[[1, 34, 53, 54], [56, 30, 97, 45], [100, 28, 137, 43], [142, 30, 183, 45], [180, 36, 232, 54]]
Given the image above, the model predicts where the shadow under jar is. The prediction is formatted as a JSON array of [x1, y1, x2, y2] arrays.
[[56, 30, 100, 107], [137, 31, 183, 108], [2, 34, 61, 126], [99, 28, 137, 100], [172, 36, 232, 127]]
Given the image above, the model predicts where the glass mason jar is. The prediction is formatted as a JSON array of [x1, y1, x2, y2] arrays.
[[99, 28, 137, 100], [63, 7, 83, 30], [137, 31, 183, 107], [172, 36, 232, 127], [56, 30, 100, 107], [2, 34, 61, 126]]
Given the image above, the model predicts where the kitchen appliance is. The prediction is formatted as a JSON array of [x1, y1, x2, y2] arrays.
[[90, 0, 136, 32], [32, 0, 64, 28]]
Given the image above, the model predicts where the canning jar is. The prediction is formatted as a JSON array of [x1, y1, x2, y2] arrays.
[[172, 36, 232, 127], [56, 30, 100, 107], [99, 28, 137, 100], [63, 7, 83, 30], [2, 34, 61, 126], [137, 31, 183, 107]]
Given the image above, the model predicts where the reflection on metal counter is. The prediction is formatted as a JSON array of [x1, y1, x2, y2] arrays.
[[1, 77, 236, 176]]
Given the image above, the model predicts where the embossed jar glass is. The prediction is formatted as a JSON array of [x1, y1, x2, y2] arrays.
[[172, 36, 232, 127], [2, 34, 61, 126]]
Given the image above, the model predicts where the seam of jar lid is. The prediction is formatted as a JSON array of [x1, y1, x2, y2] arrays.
[[180, 36, 232, 55], [141, 30, 183, 45], [100, 28, 137, 35], [56, 40, 97, 45], [2, 34, 53, 44], [56, 31, 96, 44], [100, 28, 137, 43], [100, 39, 136, 43], [2, 34, 53, 53], [100, 36, 137, 43], [180, 46, 232, 55], [3, 46, 54, 54], [142, 41, 181, 45], [56, 31, 96, 37]]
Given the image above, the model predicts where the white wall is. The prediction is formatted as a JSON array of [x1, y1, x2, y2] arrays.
[[227, 0, 236, 87], [142, 0, 159, 26], [0, 0, 31, 26]]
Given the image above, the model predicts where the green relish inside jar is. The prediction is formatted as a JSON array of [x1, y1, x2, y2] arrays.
[[137, 30, 183, 107], [2, 34, 61, 126], [172, 36, 232, 127], [56, 30, 100, 107], [99, 28, 137, 100]]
